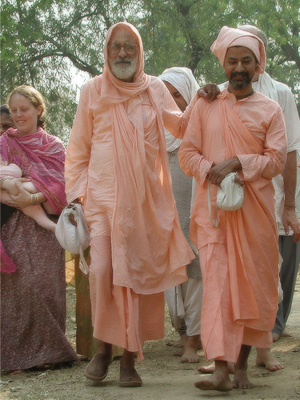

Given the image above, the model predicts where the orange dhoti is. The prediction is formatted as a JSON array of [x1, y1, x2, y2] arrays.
[[89, 236, 165, 361]]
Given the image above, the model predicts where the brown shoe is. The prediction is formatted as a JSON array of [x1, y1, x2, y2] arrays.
[[119, 367, 142, 387], [84, 352, 112, 382]]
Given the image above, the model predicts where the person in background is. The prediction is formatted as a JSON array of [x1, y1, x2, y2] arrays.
[[0, 104, 13, 135], [179, 26, 287, 391], [1, 85, 77, 372], [240, 23, 300, 344], [159, 67, 202, 363], [65, 22, 199, 387]]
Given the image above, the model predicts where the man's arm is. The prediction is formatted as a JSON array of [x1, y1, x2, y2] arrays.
[[282, 150, 300, 242], [65, 82, 93, 204]]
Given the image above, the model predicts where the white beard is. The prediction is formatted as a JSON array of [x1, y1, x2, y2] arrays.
[[109, 56, 138, 81]]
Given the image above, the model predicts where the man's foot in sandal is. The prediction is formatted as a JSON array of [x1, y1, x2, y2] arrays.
[[120, 367, 142, 387], [84, 351, 112, 382], [119, 349, 142, 387]]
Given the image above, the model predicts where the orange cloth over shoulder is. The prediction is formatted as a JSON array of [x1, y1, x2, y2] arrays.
[[179, 26, 287, 362], [65, 22, 195, 295]]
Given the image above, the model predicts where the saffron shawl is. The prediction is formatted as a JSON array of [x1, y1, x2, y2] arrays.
[[217, 93, 284, 330], [98, 22, 191, 292], [1, 127, 67, 214]]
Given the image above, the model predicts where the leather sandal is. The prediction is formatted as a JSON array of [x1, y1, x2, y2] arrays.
[[84, 352, 112, 382], [119, 367, 142, 387]]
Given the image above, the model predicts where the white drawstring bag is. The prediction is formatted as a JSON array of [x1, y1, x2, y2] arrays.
[[208, 172, 244, 227], [55, 203, 90, 274]]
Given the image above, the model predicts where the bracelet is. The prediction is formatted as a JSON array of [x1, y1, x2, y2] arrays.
[[31, 193, 39, 205], [284, 203, 296, 208]]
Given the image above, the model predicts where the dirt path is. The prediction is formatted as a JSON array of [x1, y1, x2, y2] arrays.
[[1, 274, 300, 400]]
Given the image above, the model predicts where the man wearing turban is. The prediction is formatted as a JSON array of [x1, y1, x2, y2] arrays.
[[65, 22, 198, 387], [179, 26, 287, 391]]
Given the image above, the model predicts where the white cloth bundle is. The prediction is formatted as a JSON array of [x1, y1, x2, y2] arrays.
[[208, 172, 244, 227], [55, 203, 90, 274]]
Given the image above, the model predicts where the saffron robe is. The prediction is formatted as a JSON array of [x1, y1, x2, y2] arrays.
[[65, 75, 196, 359], [179, 90, 287, 362]]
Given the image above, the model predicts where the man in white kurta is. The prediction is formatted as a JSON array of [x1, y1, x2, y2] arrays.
[[239, 25, 300, 370]]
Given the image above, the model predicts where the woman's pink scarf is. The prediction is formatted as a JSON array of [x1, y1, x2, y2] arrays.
[[1, 127, 67, 274], [1, 127, 67, 214]]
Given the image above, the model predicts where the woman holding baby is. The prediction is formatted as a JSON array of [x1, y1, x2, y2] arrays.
[[0, 85, 77, 372]]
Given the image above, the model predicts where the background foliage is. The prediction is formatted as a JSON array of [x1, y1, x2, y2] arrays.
[[1, 0, 299, 142]]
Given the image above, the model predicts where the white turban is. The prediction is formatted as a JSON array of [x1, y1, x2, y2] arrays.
[[159, 67, 199, 152]]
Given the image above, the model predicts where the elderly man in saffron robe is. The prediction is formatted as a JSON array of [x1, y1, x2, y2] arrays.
[[179, 26, 287, 392], [65, 22, 197, 387]]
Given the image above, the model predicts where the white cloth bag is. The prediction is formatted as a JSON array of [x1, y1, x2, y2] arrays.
[[208, 172, 244, 227], [55, 203, 90, 274]]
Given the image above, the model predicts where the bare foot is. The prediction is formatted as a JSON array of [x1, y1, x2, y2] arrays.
[[198, 362, 215, 374], [281, 329, 292, 337], [233, 344, 253, 389], [197, 337, 202, 350], [256, 348, 284, 371], [232, 369, 254, 389], [198, 361, 234, 374], [181, 348, 200, 363], [195, 370, 233, 391], [181, 335, 200, 363], [173, 333, 187, 348], [272, 332, 281, 342], [9, 370, 23, 375], [173, 347, 184, 357]]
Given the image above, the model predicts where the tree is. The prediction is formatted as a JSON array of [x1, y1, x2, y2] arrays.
[[1, 0, 299, 142]]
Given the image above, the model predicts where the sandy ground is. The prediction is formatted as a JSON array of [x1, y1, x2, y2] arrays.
[[1, 274, 300, 400]]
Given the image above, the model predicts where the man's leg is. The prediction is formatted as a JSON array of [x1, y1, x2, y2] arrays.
[[233, 345, 253, 389], [273, 236, 300, 340], [84, 341, 112, 381], [119, 349, 142, 387], [84, 236, 114, 381], [180, 277, 202, 363]]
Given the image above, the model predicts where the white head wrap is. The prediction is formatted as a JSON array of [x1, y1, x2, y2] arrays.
[[158, 67, 199, 152]]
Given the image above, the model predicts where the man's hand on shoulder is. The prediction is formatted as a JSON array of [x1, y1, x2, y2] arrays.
[[198, 83, 220, 102]]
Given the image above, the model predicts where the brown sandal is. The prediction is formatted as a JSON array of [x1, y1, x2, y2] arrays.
[[119, 367, 142, 387], [84, 352, 112, 382]]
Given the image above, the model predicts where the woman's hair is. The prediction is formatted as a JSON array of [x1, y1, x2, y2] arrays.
[[7, 85, 46, 129]]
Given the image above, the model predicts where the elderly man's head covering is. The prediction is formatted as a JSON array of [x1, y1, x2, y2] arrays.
[[210, 26, 266, 74], [158, 67, 199, 105], [100, 22, 151, 104], [103, 21, 144, 84]]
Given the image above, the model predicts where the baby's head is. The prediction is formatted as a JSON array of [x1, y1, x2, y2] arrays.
[[0, 104, 13, 135]]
